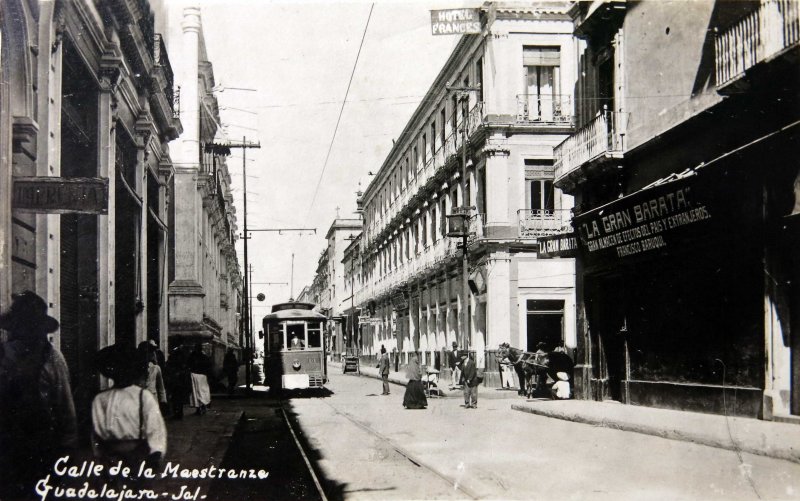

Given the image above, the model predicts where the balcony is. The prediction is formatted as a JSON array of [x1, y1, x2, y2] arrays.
[[715, 0, 800, 91], [553, 110, 626, 191], [516, 94, 573, 124], [518, 209, 573, 238]]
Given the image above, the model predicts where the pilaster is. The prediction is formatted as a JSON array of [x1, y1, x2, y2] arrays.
[[134, 116, 153, 345], [97, 56, 122, 349], [482, 138, 515, 239]]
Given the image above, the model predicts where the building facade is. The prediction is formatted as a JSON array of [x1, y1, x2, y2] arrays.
[[558, 0, 799, 419], [1, 0, 180, 425], [166, 4, 242, 371], [355, 2, 579, 385]]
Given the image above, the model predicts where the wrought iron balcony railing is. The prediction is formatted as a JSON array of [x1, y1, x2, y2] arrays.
[[554, 109, 626, 184], [516, 94, 573, 124], [715, 0, 800, 88], [153, 33, 175, 116], [518, 209, 573, 238]]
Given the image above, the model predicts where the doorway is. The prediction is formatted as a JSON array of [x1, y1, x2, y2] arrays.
[[525, 299, 564, 351]]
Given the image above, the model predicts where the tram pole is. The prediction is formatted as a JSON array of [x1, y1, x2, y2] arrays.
[[207, 136, 261, 391]]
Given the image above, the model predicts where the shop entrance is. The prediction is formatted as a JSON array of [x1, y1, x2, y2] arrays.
[[586, 276, 627, 402], [60, 38, 99, 435]]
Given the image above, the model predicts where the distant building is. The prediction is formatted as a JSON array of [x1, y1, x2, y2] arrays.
[[559, 0, 799, 419], [166, 4, 242, 370], [354, 1, 578, 384]]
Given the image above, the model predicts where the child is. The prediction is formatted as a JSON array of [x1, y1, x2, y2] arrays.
[[551, 371, 571, 400]]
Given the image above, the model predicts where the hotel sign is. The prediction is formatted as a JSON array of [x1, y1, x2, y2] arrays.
[[13, 176, 109, 214], [430, 9, 481, 35], [538, 232, 578, 259]]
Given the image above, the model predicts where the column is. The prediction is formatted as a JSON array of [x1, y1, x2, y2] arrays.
[[485, 250, 511, 350], [483, 147, 514, 239], [97, 62, 120, 349], [135, 120, 152, 345]]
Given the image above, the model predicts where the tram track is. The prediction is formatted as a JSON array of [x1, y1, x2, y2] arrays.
[[280, 396, 482, 500]]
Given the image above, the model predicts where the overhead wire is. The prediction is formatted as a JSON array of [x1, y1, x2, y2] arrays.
[[303, 2, 375, 221]]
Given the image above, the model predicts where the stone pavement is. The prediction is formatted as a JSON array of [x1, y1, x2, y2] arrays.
[[333, 360, 800, 464]]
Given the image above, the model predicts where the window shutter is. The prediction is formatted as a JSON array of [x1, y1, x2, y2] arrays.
[[523, 46, 561, 66]]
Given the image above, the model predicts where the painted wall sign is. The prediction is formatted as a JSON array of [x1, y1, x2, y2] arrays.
[[13, 176, 109, 214], [573, 171, 743, 269], [430, 9, 481, 35], [538, 232, 578, 258]]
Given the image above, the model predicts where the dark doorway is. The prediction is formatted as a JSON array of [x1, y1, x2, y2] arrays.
[[526, 299, 564, 352], [60, 37, 99, 435]]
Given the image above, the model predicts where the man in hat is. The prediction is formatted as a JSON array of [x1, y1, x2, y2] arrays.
[[0, 291, 77, 499], [461, 352, 479, 409], [448, 341, 462, 389], [377, 346, 390, 395]]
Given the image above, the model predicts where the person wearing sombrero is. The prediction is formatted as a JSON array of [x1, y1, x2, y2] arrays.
[[0, 291, 77, 500], [91, 343, 167, 475]]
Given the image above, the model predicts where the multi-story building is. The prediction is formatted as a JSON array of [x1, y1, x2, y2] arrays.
[[321, 218, 362, 358], [558, 0, 799, 419], [342, 232, 363, 354], [167, 4, 242, 371], [0, 0, 180, 423], [355, 2, 579, 385]]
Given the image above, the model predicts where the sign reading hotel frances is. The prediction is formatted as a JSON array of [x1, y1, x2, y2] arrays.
[[430, 9, 481, 35], [13, 176, 109, 214], [573, 173, 724, 268]]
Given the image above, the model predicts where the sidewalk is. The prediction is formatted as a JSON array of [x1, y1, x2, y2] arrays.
[[512, 398, 800, 464], [334, 360, 800, 464]]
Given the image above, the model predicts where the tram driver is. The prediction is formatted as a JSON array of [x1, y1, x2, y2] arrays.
[[290, 334, 305, 350]]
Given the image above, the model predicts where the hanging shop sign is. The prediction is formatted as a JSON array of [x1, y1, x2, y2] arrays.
[[391, 292, 409, 310], [13, 176, 109, 214], [538, 232, 578, 259], [573, 170, 744, 269], [430, 9, 481, 35]]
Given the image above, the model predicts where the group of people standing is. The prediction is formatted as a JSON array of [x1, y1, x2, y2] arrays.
[[377, 341, 481, 411], [0, 291, 240, 500]]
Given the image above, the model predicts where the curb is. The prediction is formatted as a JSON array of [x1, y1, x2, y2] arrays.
[[511, 404, 800, 465]]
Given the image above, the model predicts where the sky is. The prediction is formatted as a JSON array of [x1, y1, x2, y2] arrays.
[[194, 0, 472, 316]]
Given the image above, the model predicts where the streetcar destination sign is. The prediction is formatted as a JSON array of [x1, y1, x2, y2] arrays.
[[430, 9, 481, 35], [13, 176, 109, 214]]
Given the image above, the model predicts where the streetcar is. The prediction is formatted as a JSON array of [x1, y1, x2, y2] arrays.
[[262, 301, 328, 390]]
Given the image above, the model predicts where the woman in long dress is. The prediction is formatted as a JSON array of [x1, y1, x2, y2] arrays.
[[403, 356, 428, 409]]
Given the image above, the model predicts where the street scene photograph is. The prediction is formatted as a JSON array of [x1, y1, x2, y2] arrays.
[[1, 0, 800, 500]]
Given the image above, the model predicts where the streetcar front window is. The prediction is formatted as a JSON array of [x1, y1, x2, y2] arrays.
[[307, 322, 322, 348], [287, 323, 306, 350]]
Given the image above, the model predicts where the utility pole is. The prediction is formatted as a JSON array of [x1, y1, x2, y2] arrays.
[[206, 136, 260, 391], [447, 85, 480, 353]]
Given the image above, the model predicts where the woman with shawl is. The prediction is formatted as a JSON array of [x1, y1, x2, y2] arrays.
[[402, 355, 428, 409]]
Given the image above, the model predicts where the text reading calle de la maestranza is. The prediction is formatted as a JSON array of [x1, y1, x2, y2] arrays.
[[578, 186, 712, 259], [34, 456, 269, 501]]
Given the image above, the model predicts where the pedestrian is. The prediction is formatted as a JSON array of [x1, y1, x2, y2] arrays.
[[223, 348, 240, 395], [188, 343, 212, 415], [551, 372, 571, 400], [165, 347, 191, 419], [91, 343, 166, 484], [402, 355, 427, 409], [138, 341, 167, 412], [148, 339, 166, 372], [461, 352, 479, 409], [377, 347, 390, 395], [0, 291, 77, 500], [449, 341, 462, 389]]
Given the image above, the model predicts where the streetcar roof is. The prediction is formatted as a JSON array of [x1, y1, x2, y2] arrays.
[[263, 302, 327, 322]]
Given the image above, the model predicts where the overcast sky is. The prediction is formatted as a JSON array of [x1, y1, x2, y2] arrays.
[[195, 0, 471, 314]]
